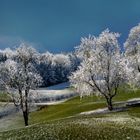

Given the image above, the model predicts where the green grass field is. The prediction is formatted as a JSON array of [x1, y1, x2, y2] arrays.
[[0, 88, 140, 140]]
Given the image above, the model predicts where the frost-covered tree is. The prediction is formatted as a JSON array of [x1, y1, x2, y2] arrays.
[[0, 43, 42, 126], [70, 29, 126, 111], [75, 35, 96, 59], [37, 51, 54, 86], [68, 52, 81, 72], [0, 45, 79, 87], [0, 48, 16, 60], [34, 51, 79, 86], [124, 23, 140, 88], [0, 52, 7, 62], [51, 53, 71, 83], [0, 48, 15, 62]]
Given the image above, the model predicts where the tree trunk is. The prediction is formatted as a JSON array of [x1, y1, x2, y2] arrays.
[[18, 89, 29, 126], [23, 110, 28, 126], [106, 97, 113, 111], [24, 89, 29, 126], [138, 65, 140, 72]]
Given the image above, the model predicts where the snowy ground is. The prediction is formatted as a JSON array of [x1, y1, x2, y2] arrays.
[[79, 107, 127, 115], [0, 82, 76, 117], [31, 82, 77, 103]]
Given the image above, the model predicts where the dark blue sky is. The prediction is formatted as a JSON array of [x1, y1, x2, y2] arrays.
[[0, 0, 140, 53]]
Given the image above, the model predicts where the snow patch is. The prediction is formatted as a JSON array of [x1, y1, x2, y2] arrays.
[[80, 107, 127, 115]]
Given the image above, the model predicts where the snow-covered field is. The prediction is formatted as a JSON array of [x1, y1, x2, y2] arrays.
[[32, 82, 77, 103], [0, 82, 77, 116], [79, 107, 127, 115]]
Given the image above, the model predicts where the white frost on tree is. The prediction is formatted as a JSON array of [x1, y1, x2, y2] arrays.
[[124, 23, 140, 88], [75, 35, 96, 59], [70, 29, 126, 110]]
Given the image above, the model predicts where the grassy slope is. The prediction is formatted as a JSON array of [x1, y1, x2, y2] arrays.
[[0, 88, 140, 140], [30, 88, 140, 124], [30, 96, 105, 124], [1, 107, 140, 140]]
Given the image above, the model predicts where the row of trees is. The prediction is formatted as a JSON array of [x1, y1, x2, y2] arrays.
[[0, 46, 80, 87], [70, 24, 140, 111], [37, 52, 79, 86]]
